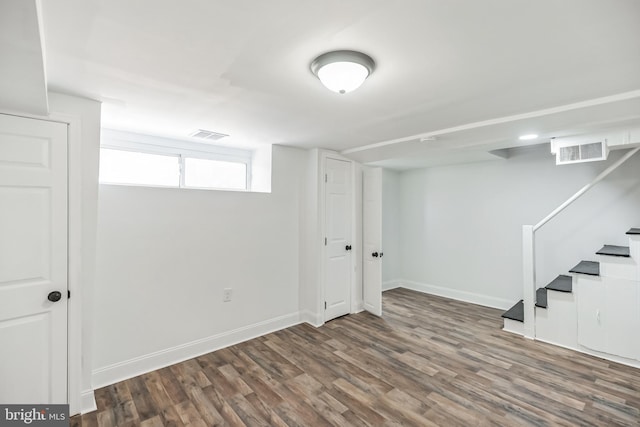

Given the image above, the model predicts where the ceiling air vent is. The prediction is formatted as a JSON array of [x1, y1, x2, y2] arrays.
[[551, 138, 609, 165], [189, 129, 229, 141]]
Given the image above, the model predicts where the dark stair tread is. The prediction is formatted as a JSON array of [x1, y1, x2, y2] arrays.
[[535, 288, 548, 308], [501, 300, 524, 322], [569, 260, 600, 276], [596, 245, 630, 257], [545, 275, 573, 293], [626, 228, 640, 235]]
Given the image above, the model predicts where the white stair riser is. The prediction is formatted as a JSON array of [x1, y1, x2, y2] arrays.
[[535, 290, 577, 348], [630, 235, 640, 261], [503, 319, 524, 336], [597, 255, 639, 281]]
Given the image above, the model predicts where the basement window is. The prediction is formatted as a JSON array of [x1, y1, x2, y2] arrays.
[[183, 157, 247, 190], [99, 130, 251, 191], [99, 149, 181, 187]]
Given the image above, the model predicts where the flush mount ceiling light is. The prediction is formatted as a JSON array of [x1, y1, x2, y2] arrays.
[[519, 134, 539, 141], [310, 50, 375, 94]]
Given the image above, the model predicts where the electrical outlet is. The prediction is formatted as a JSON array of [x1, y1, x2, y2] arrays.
[[223, 288, 233, 302]]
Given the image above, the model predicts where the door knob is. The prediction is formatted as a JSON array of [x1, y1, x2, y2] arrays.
[[372, 252, 379, 257], [380, 252, 384, 257], [345, 245, 352, 251], [48, 291, 62, 302]]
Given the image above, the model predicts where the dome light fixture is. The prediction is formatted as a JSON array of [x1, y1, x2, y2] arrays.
[[310, 50, 375, 94]]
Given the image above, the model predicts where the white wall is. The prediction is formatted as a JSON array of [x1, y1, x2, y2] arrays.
[[397, 144, 640, 309], [382, 169, 402, 288], [92, 145, 306, 386], [298, 149, 321, 325]]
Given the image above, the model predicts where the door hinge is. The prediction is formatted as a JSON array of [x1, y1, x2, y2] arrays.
[[324, 237, 327, 246], [325, 301, 327, 310], [67, 290, 71, 299], [325, 173, 327, 183]]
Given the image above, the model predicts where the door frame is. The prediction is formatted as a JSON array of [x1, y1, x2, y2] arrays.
[[319, 151, 361, 322], [0, 108, 86, 414]]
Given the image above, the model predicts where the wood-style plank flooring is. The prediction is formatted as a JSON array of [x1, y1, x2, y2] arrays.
[[72, 289, 640, 426]]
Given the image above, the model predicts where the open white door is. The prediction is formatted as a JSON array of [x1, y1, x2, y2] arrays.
[[363, 166, 382, 316], [324, 157, 352, 321], [0, 114, 68, 404]]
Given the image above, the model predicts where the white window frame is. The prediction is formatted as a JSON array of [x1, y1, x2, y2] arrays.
[[100, 129, 252, 191]]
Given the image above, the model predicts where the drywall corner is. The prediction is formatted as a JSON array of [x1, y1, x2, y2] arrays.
[[251, 144, 272, 193]]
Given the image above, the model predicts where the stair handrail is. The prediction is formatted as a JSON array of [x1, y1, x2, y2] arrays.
[[521, 146, 640, 339], [534, 146, 640, 231]]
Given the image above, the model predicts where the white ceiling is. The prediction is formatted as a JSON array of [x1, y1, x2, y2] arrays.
[[9, 0, 640, 168], [0, 0, 48, 115]]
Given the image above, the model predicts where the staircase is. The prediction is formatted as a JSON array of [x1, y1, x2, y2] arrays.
[[503, 228, 640, 367]]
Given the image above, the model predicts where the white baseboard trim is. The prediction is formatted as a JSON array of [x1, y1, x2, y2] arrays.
[[92, 312, 301, 389], [382, 280, 402, 291], [536, 338, 640, 369], [81, 389, 97, 414], [398, 280, 513, 310], [299, 309, 324, 327], [354, 301, 364, 313], [502, 320, 525, 336]]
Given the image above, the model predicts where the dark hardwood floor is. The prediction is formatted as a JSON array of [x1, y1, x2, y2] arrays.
[[72, 288, 640, 426]]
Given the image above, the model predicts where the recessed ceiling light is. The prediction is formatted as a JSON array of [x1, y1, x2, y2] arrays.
[[519, 134, 539, 141], [310, 50, 375, 94]]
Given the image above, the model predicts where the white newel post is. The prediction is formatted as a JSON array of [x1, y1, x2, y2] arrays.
[[522, 225, 536, 339]]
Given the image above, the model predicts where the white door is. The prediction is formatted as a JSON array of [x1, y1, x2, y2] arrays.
[[576, 276, 606, 353], [363, 167, 382, 316], [0, 114, 68, 404], [324, 157, 352, 321], [604, 277, 639, 360]]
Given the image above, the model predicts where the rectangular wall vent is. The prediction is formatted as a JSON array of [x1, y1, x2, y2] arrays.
[[190, 129, 229, 141], [556, 141, 608, 165]]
